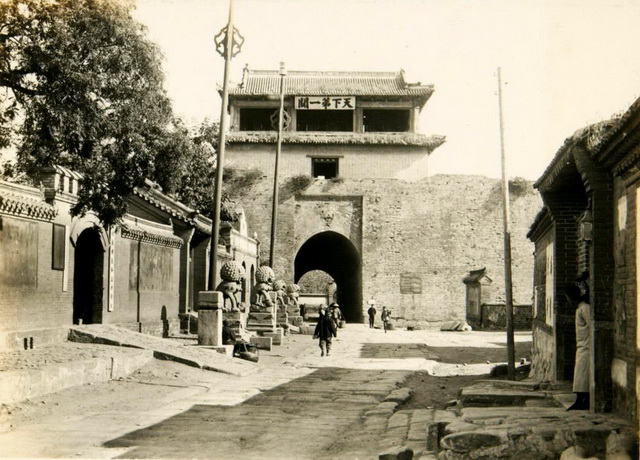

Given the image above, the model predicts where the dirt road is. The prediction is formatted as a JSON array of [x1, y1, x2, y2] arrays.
[[0, 325, 531, 459]]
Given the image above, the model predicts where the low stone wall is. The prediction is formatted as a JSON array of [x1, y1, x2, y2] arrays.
[[468, 304, 532, 330], [0, 349, 153, 404], [530, 322, 555, 382], [0, 327, 69, 352]]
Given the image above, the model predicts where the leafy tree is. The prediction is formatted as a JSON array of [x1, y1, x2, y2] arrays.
[[153, 119, 264, 222], [0, 0, 172, 225]]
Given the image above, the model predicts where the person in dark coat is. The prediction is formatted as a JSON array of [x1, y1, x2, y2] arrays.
[[381, 306, 391, 333], [367, 305, 377, 328], [222, 320, 242, 356], [313, 306, 337, 357]]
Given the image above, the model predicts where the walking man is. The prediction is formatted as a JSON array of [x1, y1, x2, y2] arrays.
[[313, 306, 337, 357]]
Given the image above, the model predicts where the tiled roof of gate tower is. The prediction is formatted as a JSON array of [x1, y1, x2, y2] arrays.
[[229, 68, 434, 105]]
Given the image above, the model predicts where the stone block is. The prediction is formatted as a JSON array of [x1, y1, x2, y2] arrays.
[[440, 431, 505, 453], [198, 291, 223, 310], [194, 345, 233, 357], [385, 387, 412, 404], [259, 328, 284, 345], [198, 308, 223, 346], [379, 445, 413, 460], [426, 421, 447, 452], [250, 336, 273, 351], [388, 412, 410, 429], [298, 325, 315, 335], [248, 312, 275, 322]]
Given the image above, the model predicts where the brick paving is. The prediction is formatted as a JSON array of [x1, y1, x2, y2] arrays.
[[106, 367, 410, 459]]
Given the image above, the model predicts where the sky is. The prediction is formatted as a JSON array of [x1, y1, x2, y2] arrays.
[[133, 0, 640, 181]]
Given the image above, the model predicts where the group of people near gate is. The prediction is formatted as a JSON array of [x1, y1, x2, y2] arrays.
[[367, 304, 392, 332]]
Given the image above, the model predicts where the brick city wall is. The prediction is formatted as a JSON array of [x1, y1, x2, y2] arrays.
[[477, 304, 533, 330], [227, 143, 431, 180], [236, 173, 541, 326]]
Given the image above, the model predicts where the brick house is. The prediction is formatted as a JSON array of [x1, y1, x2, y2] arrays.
[[528, 96, 640, 427], [0, 166, 259, 350]]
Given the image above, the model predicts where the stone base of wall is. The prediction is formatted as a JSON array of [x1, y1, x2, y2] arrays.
[[117, 319, 180, 338], [0, 327, 69, 352], [467, 304, 533, 330], [531, 322, 555, 382]]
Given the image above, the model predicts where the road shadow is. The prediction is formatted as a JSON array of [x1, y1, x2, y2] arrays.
[[360, 341, 532, 364], [103, 367, 408, 459]]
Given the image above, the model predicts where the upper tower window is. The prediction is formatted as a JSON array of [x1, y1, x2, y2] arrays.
[[239, 108, 278, 131], [363, 109, 410, 132], [297, 110, 353, 132]]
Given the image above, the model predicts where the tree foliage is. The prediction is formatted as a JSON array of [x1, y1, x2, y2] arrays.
[[153, 119, 264, 222], [1, 0, 172, 225]]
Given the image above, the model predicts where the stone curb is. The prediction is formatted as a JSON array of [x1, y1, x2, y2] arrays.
[[69, 326, 256, 376], [0, 349, 153, 405]]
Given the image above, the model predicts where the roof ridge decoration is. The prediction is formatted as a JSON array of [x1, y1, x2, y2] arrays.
[[120, 222, 184, 249], [133, 186, 212, 235], [0, 188, 57, 221], [534, 119, 620, 190], [248, 69, 401, 77]]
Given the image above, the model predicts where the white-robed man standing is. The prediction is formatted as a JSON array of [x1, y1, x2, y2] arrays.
[[566, 283, 590, 410]]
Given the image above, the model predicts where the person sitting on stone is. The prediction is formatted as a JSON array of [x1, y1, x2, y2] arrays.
[[222, 320, 243, 357]]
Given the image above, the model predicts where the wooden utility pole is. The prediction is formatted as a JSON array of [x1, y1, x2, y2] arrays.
[[497, 67, 516, 380], [269, 62, 287, 269], [208, 0, 241, 289]]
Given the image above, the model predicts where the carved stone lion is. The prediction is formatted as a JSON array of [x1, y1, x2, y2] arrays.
[[215, 261, 245, 311]]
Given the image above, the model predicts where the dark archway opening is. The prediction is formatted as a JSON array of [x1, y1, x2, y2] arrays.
[[73, 228, 104, 324], [542, 160, 588, 383], [294, 231, 362, 322]]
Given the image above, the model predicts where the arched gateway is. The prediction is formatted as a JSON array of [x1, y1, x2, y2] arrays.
[[294, 231, 362, 322], [73, 228, 105, 324]]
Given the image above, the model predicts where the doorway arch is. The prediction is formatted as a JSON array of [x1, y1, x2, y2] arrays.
[[294, 231, 362, 322], [73, 228, 105, 324]]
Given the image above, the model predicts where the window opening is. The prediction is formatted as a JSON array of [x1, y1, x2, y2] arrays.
[[297, 110, 353, 132], [363, 109, 410, 132], [239, 108, 278, 131], [312, 158, 338, 179]]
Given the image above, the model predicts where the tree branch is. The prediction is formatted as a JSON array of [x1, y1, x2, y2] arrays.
[[0, 76, 41, 96]]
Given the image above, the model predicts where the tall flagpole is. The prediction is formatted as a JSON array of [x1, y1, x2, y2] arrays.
[[269, 62, 287, 269], [208, 0, 243, 289], [497, 67, 516, 380]]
